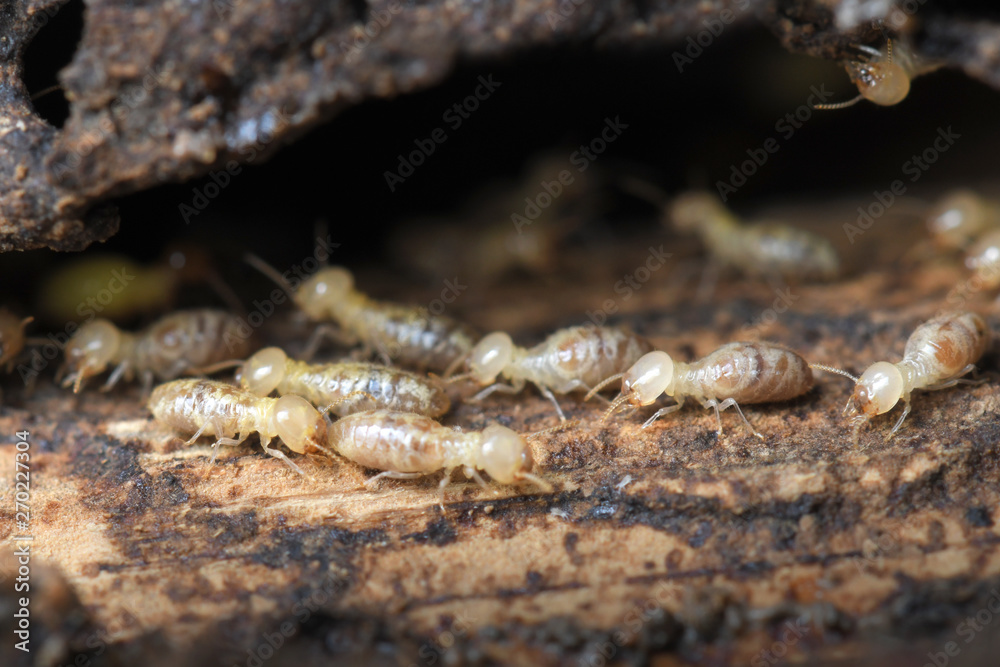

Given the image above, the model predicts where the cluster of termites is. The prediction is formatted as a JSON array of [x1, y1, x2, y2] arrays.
[[1, 29, 995, 503]]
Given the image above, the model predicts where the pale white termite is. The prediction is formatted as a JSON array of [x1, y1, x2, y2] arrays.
[[147, 379, 329, 475], [326, 409, 552, 499], [590, 342, 815, 438], [247, 256, 479, 373], [965, 230, 1000, 289], [927, 190, 1000, 250], [60, 309, 252, 394], [237, 346, 450, 418], [452, 325, 654, 421], [668, 191, 840, 282], [817, 311, 990, 442], [815, 37, 932, 110]]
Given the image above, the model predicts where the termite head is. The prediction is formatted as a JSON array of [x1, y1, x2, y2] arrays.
[[477, 424, 552, 491], [623, 351, 674, 406], [62, 319, 121, 391], [238, 346, 288, 395], [296, 267, 354, 320], [846, 361, 904, 428], [847, 59, 910, 106], [268, 394, 328, 455], [928, 190, 994, 249], [468, 332, 514, 384]]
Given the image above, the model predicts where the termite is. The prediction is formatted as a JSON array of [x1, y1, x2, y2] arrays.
[[965, 230, 1000, 289], [148, 379, 328, 475], [620, 180, 839, 282], [246, 256, 479, 373], [452, 325, 654, 421], [667, 191, 840, 282], [237, 346, 451, 418], [325, 409, 552, 499], [0, 309, 33, 372], [38, 247, 243, 323], [60, 309, 253, 394], [590, 342, 815, 438], [815, 36, 933, 110], [927, 190, 1000, 250], [815, 311, 990, 442]]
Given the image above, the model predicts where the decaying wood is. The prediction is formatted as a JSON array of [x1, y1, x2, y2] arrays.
[[4, 0, 1000, 251], [2, 197, 1000, 666]]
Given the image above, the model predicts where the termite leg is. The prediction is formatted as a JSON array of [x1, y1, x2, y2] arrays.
[[210, 432, 249, 465], [302, 323, 355, 361], [464, 466, 490, 491], [924, 365, 980, 391], [261, 441, 308, 477], [365, 470, 425, 487], [887, 400, 913, 440], [535, 383, 568, 422], [641, 401, 683, 429], [100, 360, 131, 392], [471, 382, 520, 402], [708, 397, 764, 440]]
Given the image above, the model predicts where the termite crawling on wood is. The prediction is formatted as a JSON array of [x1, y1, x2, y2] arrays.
[[325, 409, 552, 500], [238, 346, 451, 417], [590, 342, 815, 438], [148, 379, 329, 475], [620, 180, 839, 282], [60, 309, 253, 394], [452, 325, 654, 421], [246, 255, 480, 374], [814, 311, 990, 443]]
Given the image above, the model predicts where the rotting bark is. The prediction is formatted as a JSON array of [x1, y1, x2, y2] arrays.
[[2, 0, 1000, 251]]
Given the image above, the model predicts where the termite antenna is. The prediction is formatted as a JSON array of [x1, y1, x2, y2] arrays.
[[813, 95, 864, 110], [445, 371, 474, 385], [601, 394, 629, 423], [810, 364, 859, 383], [245, 253, 297, 301], [30, 84, 63, 101], [515, 471, 554, 493], [190, 359, 245, 375], [584, 373, 623, 402], [443, 349, 471, 379]]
